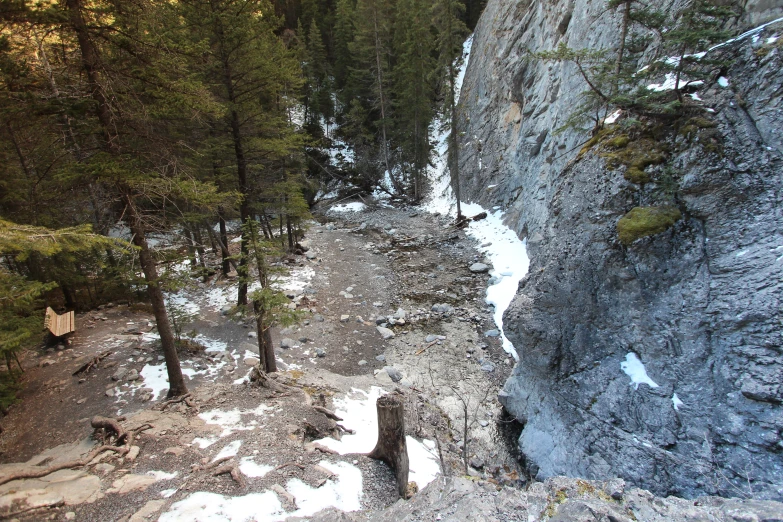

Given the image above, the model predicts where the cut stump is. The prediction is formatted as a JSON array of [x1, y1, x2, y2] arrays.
[[367, 394, 410, 498]]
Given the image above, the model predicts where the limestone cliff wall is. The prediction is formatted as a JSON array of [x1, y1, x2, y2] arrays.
[[458, 0, 783, 499]]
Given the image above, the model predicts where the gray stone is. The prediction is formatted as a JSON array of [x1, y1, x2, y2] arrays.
[[469, 457, 484, 469], [340, 315, 350, 322], [484, 329, 500, 338], [376, 326, 395, 340], [315, 348, 326, 358], [244, 357, 260, 367], [431, 303, 454, 314], [280, 338, 296, 349], [358, 360, 367, 366], [425, 334, 446, 343], [469, 263, 489, 273], [375, 355, 386, 362], [247, 331, 257, 339], [480, 362, 495, 373], [384, 366, 403, 383], [313, 314, 325, 322], [393, 308, 407, 320], [125, 369, 140, 381], [220, 305, 233, 316], [112, 368, 129, 381], [306, 252, 317, 260]]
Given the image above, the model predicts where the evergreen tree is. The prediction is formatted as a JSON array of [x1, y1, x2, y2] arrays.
[[179, 0, 304, 307], [393, 0, 437, 200]]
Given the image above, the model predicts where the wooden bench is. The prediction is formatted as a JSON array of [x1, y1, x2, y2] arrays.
[[44, 307, 75, 338]]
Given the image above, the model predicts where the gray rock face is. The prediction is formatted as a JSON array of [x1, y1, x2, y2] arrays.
[[460, 0, 783, 501], [362, 476, 783, 522]]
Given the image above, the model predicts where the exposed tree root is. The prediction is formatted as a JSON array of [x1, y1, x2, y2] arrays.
[[157, 393, 194, 411], [91, 415, 127, 445], [313, 406, 342, 421], [0, 419, 151, 487]]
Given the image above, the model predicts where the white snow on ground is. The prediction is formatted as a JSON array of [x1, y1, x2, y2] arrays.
[[672, 393, 684, 411], [313, 387, 441, 490], [147, 470, 178, 481], [460, 203, 529, 361], [273, 265, 315, 294], [192, 437, 219, 449], [423, 34, 529, 360], [213, 440, 242, 462], [198, 404, 272, 437], [708, 16, 783, 53], [718, 76, 729, 88], [159, 491, 285, 522], [139, 363, 169, 400], [160, 460, 364, 522], [620, 353, 660, 390], [202, 265, 314, 312], [330, 202, 366, 213], [286, 461, 363, 516], [238, 457, 272, 478]]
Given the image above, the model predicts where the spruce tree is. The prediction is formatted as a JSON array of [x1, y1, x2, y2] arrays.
[[393, 0, 437, 200]]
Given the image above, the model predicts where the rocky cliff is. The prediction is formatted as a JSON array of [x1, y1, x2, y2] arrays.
[[457, 0, 783, 500]]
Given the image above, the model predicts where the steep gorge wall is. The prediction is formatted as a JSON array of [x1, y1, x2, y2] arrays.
[[458, 0, 783, 500]]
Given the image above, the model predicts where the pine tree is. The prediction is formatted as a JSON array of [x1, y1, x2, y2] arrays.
[[333, 0, 355, 91], [433, 0, 469, 217], [350, 0, 404, 194], [179, 0, 304, 308], [392, 0, 437, 200]]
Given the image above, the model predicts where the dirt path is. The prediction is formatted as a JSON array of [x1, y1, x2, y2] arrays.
[[0, 205, 522, 521]]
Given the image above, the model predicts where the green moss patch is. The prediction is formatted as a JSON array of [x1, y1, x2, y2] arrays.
[[617, 206, 682, 245], [601, 138, 666, 185]]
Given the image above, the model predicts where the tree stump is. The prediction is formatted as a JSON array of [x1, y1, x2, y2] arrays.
[[367, 394, 410, 498]]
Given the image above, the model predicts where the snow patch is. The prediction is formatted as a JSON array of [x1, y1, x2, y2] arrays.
[[239, 457, 272, 478], [718, 76, 729, 88], [147, 470, 178, 481], [199, 405, 271, 437], [621, 353, 660, 390], [159, 491, 285, 522], [139, 364, 169, 401], [213, 440, 242, 462], [330, 202, 366, 213], [672, 393, 684, 411]]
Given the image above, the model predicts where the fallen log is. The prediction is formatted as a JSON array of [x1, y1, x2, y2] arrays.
[[367, 394, 410, 498]]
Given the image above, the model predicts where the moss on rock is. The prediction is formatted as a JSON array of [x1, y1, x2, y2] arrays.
[[601, 138, 666, 185], [617, 206, 682, 245]]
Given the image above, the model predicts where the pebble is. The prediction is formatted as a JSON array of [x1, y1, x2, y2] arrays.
[[280, 338, 296, 349], [358, 360, 367, 366], [375, 355, 386, 362], [470, 263, 489, 273], [484, 329, 501, 337], [340, 315, 350, 322], [425, 334, 446, 343], [376, 326, 395, 340], [126, 369, 140, 381], [316, 348, 326, 358], [313, 314, 325, 322], [248, 331, 257, 338]]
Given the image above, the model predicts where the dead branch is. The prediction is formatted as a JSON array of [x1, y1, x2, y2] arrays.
[[273, 461, 306, 473], [213, 464, 245, 486], [72, 350, 113, 375]]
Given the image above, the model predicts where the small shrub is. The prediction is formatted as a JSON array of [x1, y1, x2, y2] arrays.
[[617, 206, 682, 245]]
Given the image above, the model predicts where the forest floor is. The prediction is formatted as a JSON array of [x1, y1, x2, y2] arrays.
[[0, 203, 524, 521]]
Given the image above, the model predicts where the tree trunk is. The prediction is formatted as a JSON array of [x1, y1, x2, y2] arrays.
[[218, 212, 230, 276], [192, 225, 207, 268], [367, 394, 410, 498], [253, 304, 276, 373], [123, 194, 188, 398]]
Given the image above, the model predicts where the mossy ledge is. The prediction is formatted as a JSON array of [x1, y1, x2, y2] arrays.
[[617, 206, 682, 245]]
